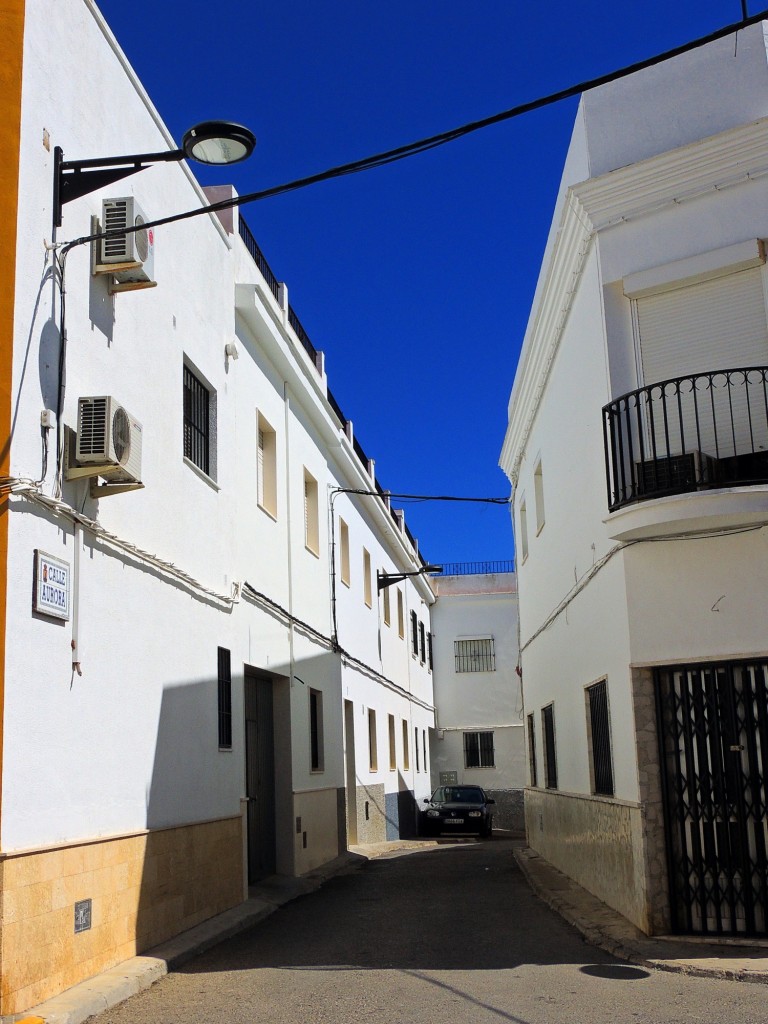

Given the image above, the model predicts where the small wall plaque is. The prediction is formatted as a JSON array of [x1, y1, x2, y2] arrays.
[[439, 771, 458, 785], [74, 898, 92, 933], [33, 550, 70, 621]]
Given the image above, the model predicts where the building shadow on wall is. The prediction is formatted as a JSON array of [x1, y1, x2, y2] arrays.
[[131, 678, 245, 957]]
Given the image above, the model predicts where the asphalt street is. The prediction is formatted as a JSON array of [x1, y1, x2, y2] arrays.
[[93, 839, 768, 1024]]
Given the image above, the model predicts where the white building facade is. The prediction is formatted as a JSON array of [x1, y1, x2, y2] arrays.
[[0, 0, 435, 1014], [501, 22, 768, 938], [429, 564, 525, 833]]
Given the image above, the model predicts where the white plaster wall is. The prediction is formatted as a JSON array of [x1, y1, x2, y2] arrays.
[[431, 585, 521, 727], [623, 532, 768, 665], [583, 24, 768, 178], [431, 725, 525, 790], [511, 247, 636, 800]]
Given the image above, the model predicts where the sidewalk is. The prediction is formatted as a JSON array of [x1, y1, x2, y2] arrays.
[[514, 845, 768, 984], [10, 841, 434, 1024]]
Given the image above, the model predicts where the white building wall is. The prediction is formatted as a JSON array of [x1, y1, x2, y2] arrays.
[[501, 21, 768, 935], [0, 0, 437, 1012]]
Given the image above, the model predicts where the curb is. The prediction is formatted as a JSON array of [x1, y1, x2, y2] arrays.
[[513, 847, 768, 985]]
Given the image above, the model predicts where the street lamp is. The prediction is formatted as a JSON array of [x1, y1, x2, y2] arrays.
[[53, 119, 257, 227], [377, 565, 443, 591]]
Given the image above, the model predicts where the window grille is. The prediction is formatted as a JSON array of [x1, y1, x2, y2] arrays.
[[427, 632, 433, 671], [411, 611, 419, 657], [454, 637, 496, 673], [217, 647, 232, 749], [527, 713, 538, 787], [184, 365, 210, 475], [587, 680, 614, 796], [542, 704, 557, 789], [464, 730, 495, 768], [419, 621, 426, 664]]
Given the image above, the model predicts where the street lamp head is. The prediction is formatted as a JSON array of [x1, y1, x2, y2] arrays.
[[53, 119, 257, 228], [181, 121, 256, 165], [422, 564, 443, 574]]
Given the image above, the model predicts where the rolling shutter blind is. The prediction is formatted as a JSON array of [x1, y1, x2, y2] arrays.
[[636, 268, 768, 457], [637, 267, 768, 386], [257, 428, 264, 503]]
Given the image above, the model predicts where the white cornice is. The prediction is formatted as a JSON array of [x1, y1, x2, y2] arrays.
[[574, 117, 768, 230], [500, 115, 768, 486]]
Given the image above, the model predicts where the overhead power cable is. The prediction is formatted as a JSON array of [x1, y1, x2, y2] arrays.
[[61, 6, 768, 254], [335, 488, 510, 504]]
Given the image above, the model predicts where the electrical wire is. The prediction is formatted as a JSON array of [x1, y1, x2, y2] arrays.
[[334, 488, 510, 504], [520, 520, 768, 653], [241, 580, 435, 711], [56, 6, 768, 256]]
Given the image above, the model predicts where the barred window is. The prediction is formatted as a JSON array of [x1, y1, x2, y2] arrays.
[[419, 621, 426, 664], [184, 364, 214, 477], [454, 637, 496, 673], [542, 704, 557, 789], [527, 712, 538, 787], [587, 680, 614, 796], [217, 647, 232, 749], [464, 730, 495, 768], [411, 610, 419, 657]]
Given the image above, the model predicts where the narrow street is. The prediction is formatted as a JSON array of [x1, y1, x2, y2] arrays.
[[94, 840, 767, 1024]]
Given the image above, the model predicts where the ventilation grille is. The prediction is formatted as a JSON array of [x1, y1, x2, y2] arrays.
[[102, 197, 129, 258], [78, 397, 109, 457]]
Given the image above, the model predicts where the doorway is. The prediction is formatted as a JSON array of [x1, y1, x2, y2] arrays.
[[244, 671, 277, 883], [344, 699, 358, 845], [656, 660, 768, 935]]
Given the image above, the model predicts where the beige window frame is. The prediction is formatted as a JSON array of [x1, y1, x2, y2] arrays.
[[363, 548, 372, 607], [256, 412, 277, 518], [303, 468, 319, 555]]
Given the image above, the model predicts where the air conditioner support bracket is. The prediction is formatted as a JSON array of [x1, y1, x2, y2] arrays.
[[89, 479, 145, 498], [65, 462, 118, 482]]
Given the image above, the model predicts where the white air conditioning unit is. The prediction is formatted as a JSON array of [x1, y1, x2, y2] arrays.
[[76, 396, 143, 484], [94, 197, 155, 289]]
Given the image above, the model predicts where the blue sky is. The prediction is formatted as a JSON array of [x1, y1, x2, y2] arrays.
[[95, 0, 748, 565]]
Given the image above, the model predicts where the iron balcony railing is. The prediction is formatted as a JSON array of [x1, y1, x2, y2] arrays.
[[603, 366, 768, 511]]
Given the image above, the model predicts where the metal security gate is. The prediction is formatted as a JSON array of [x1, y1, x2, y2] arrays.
[[655, 661, 768, 935]]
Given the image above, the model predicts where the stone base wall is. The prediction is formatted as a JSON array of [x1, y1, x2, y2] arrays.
[[631, 666, 672, 934], [486, 788, 525, 834], [354, 783, 387, 844], [293, 788, 344, 875], [0, 816, 243, 1016], [524, 788, 651, 932], [384, 790, 418, 839]]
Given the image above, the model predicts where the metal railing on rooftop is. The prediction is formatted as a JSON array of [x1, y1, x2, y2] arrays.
[[237, 214, 435, 566], [238, 217, 280, 300], [434, 560, 515, 576]]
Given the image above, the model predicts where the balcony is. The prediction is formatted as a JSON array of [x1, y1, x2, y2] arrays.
[[602, 367, 768, 537]]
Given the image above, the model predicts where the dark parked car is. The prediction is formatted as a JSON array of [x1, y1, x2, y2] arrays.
[[420, 785, 495, 837]]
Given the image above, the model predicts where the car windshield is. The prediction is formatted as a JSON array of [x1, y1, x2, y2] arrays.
[[432, 786, 485, 803]]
